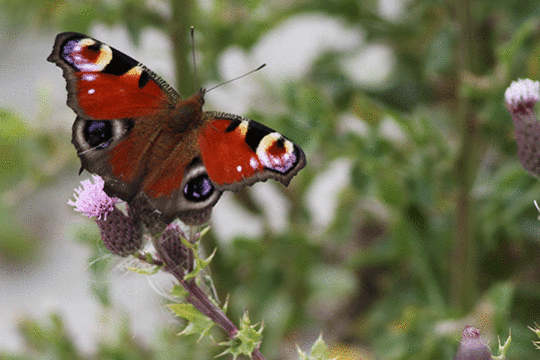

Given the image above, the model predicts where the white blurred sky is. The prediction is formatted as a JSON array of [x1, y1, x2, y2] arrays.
[[0, 7, 401, 354]]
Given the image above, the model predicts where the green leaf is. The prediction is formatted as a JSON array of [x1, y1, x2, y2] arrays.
[[181, 234, 216, 281], [217, 312, 263, 360], [73, 224, 112, 306], [528, 323, 540, 350], [296, 334, 336, 360], [127, 252, 164, 275], [127, 263, 162, 275], [168, 303, 215, 341], [203, 274, 221, 304], [18, 313, 80, 359], [492, 330, 512, 360], [497, 18, 540, 67], [171, 284, 189, 298], [0, 109, 29, 187]]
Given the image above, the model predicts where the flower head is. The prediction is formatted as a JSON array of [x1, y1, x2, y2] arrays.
[[68, 175, 142, 256], [68, 175, 117, 220], [505, 78, 540, 177], [505, 78, 540, 113]]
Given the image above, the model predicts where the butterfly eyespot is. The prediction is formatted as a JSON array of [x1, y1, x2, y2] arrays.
[[183, 174, 214, 201], [83, 120, 113, 149]]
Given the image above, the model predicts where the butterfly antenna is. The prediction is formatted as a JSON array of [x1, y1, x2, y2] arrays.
[[206, 63, 266, 93], [190, 26, 198, 88]]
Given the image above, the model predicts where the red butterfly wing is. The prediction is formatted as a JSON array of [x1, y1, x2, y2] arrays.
[[199, 112, 306, 190], [47, 32, 179, 119]]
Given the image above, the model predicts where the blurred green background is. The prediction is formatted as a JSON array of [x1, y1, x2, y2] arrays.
[[2, 0, 540, 359]]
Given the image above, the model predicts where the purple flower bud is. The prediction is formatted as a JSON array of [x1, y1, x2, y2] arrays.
[[154, 224, 189, 272], [454, 326, 491, 360], [505, 78, 540, 177], [96, 206, 143, 257]]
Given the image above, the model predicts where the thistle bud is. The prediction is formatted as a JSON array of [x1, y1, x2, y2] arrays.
[[154, 224, 189, 272], [454, 326, 491, 360], [505, 78, 540, 177], [96, 206, 143, 257]]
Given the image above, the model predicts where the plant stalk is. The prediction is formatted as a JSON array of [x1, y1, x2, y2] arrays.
[[169, 0, 196, 96], [450, 0, 478, 313]]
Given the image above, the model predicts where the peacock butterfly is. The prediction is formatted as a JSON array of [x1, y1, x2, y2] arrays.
[[48, 32, 306, 225]]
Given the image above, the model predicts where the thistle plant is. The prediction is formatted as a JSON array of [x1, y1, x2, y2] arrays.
[[503, 78, 540, 358], [68, 174, 330, 360]]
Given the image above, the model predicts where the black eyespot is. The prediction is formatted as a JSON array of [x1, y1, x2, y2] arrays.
[[83, 120, 113, 149], [183, 174, 214, 202]]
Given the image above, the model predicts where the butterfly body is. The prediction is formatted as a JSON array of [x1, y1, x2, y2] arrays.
[[48, 32, 305, 225]]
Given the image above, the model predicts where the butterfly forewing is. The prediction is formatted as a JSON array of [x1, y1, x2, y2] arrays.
[[47, 32, 180, 120], [199, 112, 306, 190]]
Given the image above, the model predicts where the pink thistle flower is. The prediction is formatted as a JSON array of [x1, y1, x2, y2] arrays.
[[68, 175, 118, 220], [68, 175, 143, 256], [505, 78, 540, 177]]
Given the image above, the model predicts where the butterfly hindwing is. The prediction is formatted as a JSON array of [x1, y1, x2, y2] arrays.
[[199, 112, 306, 190], [71, 112, 222, 225]]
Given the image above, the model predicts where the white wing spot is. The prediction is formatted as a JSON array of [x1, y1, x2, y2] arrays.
[[250, 157, 259, 170], [88, 89, 95, 94], [82, 73, 96, 82], [237, 165, 242, 172]]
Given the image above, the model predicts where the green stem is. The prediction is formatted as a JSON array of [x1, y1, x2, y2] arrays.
[[169, 0, 196, 96], [450, 0, 478, 313], [158, 246, 267, 360]]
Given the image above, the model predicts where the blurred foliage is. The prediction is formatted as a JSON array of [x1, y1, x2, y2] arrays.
[[3, 0, 540, 359], [0, 108, 74, 264]]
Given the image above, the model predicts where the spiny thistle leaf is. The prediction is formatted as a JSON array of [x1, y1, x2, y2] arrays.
[[198, 226, 211, 238], [528, 323, 540, 350], [492, 329, 511, 359], [127, 252, 164, 275], [127, 265, 161, 275], [168, 303, 214, 341], [204, 274, 220, 303], [296, 334, 336, 360], [217, 312, 263, 359], [180, 234, 216, 281], [171, 284, 189, 298]]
